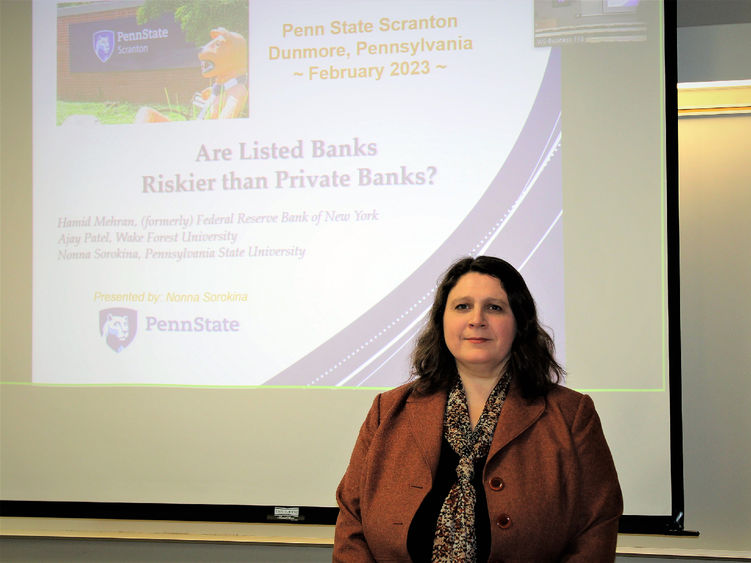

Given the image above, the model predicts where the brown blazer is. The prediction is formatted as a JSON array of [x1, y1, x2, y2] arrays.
[[334, 379, 622, 562]]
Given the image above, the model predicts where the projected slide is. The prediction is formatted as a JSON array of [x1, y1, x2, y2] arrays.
[[34, 1, 562, 386]]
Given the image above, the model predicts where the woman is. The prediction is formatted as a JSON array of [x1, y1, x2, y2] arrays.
[[334, 256, 622, 562]]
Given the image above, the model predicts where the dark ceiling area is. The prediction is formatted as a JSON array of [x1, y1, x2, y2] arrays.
[[677, 0, 751, 27]]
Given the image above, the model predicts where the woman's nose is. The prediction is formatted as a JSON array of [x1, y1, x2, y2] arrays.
[[469, 310, 486, 327]]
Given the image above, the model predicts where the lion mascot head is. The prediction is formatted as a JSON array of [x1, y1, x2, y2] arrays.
[[135, 27, 249, 122], [194, 27, 249, 119], [199, 27, 248, 82]]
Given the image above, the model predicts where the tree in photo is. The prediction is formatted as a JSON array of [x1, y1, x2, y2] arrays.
[[137, 0, 249, 46]]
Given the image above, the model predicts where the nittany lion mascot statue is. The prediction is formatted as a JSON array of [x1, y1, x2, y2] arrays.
[[135, 27, 248, 122]]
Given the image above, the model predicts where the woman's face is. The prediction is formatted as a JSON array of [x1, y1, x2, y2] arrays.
[[442, 272, 517, 378]]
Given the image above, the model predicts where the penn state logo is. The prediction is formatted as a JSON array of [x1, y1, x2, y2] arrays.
[[93, 30, 115, 63], [99, 308, 137, 352]]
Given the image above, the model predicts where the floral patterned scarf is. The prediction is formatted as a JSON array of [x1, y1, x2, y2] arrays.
[[431, 372, 512, 562]]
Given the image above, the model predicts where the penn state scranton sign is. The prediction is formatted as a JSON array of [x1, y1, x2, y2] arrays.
[[68, 12, 200, 73]]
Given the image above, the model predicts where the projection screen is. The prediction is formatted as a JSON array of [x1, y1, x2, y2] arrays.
[[1, 0, 683, 533]]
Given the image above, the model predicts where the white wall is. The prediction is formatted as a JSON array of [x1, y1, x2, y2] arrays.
[[676, 113, 751, 550], [610, 18, 751, 558]]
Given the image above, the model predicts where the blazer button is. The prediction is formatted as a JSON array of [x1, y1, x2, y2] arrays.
[[496, 513, 512, 529], [489, 476, 504, 491]]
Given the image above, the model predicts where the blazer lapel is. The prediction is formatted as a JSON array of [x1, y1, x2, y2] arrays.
[[405, 389, 447, 478], [487, 378, 545, 462]]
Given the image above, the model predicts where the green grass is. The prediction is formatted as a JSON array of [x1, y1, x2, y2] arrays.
[[57, 101, 192, 125]]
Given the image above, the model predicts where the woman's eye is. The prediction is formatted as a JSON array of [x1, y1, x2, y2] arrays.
[[488, 304, 502, 311], [455, 304, 469, 310]]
